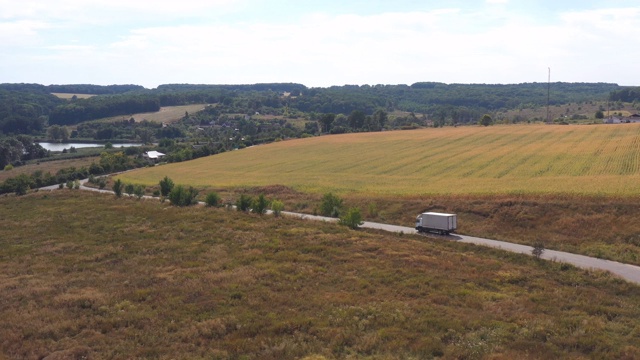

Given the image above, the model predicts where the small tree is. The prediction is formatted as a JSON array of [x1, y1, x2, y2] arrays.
[[66, 180, 74, 189], [320, 192, 343, 217], [134, 185, 145, 199], [252, 194, 269, 215], [13, 174, 31, 196], [236, 194, 253, 212], [205, 192, 221, 207], [479, 114, 493, 126], [98, 177, 107, 189], [113, 179, 124, 197], [168, 185, 198, 206], [125, 183, 135, 195], [159, 176, 174, 197], [595, 110, 604, 119], [73, 179, 80, 190], [532, 242, 545, 259], [271, 200, 284, 217], [339, 207, 364, 229]]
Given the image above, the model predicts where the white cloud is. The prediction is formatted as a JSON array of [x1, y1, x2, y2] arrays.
[[0, 20, 50, 46], [2, 2, 640, 87]]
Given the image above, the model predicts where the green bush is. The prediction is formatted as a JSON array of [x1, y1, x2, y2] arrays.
[[112, 179, 124, 197], [252, 194, 269, 215], [339, 207, 364, 229], [125, 183, 134, 195], [271, 200, 284, 217], [73, 179, 80, 190], [236, 194, 253, 212], [134, 185, 145, 199], [168, 185, 198, 207], [159, 176, 174, 197], [66, 180, 74, 189], [320, 192, 343, 217], [205, 192, 221, 207], [12, 174, 31, 196], [98, 177, 107, 189], [3, 164, 13, 171]]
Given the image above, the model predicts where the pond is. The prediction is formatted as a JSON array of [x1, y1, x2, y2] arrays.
[[38, 142, 142, 152]]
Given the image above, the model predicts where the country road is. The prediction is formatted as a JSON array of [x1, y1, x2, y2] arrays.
[[42, 180, 640, 285]]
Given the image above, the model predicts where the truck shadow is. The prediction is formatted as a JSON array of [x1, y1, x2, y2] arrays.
[[418, 233, 463, 241]]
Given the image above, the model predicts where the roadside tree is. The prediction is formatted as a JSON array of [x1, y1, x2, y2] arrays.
[[113, 179, 124, 197], [134, 185, 145, 199], [252, 194, 269, 215], [159, 176, 174, 197], [320, 192, 343, 218], [271, 200, 284, 217], [236, 194, 253, 212], [340, 207, 364, 229], [205, 192, 221, 207], [168, 185, 198, 206]]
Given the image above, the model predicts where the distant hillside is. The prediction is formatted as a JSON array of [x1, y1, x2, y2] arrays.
[[0, 81, 630, 134]]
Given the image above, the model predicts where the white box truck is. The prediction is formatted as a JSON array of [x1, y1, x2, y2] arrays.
[[415, 212, 457, 235]]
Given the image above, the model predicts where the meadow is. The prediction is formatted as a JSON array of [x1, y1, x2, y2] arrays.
[[2, 191, 640, 359], [87, 104, 207, 124], [114, 123, 640, 265], [0, 156, 98, 183], [119, 123, 640, 196], [51, 93, 96, 99]]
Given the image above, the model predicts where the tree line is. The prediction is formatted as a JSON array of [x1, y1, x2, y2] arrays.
[[0, 81, 627, 136]]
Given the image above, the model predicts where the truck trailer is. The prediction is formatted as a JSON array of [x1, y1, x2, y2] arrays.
[[415, 212, 457, 235]]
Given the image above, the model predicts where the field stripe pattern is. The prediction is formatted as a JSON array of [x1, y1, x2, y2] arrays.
[[119, 124, 640, 195]]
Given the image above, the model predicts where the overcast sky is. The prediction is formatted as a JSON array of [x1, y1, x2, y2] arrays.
[[1, 0, 639, 88]]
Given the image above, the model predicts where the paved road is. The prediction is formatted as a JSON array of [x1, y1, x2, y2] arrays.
[[41, 181, 640, 285], [283, 212, 640, 285]]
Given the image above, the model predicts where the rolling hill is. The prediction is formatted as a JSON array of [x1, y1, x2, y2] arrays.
[[2, 191, 640, 359], [119, 123, 640, 196]]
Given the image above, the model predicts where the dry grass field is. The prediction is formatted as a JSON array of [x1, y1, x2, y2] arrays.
[[497, 102, 637, 123], [2, 191, 640, 359], [119, 123, 640, 196], [0, 156, 99, 182], [51, 93, 96, 99], [90, 104, 207, 124]]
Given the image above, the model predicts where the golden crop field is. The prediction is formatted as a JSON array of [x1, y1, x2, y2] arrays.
[[119, 124, 640, 196], [89, 104, 207, 124], [51, 93, 96, 99]]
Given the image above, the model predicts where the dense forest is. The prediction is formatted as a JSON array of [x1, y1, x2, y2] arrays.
[[609, 87, 640, 103]]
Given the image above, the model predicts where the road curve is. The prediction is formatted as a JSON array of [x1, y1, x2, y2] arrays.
[[285, 215, 640, 285], [41, 181, 640, 285]]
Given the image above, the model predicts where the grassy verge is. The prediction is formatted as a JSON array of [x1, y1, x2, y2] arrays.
[[147, 184, 640, 266], [1, 191, 640, 359]]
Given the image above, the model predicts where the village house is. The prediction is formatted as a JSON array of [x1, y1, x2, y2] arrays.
[[143, 150, 166, 163]]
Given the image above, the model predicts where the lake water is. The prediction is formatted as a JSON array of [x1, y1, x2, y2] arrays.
[[38, 142, 142, 152]]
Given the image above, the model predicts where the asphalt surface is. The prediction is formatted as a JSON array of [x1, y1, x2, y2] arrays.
[[39, 180, 640, 285]]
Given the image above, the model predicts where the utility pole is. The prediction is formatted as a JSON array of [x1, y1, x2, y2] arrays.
[[546, 67, 551, 123]]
